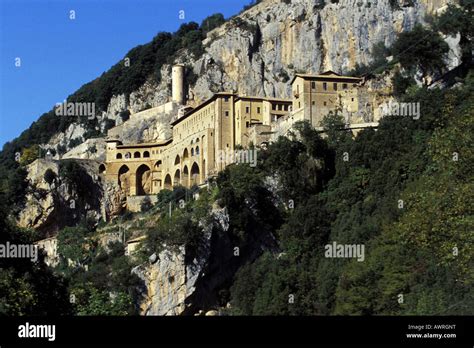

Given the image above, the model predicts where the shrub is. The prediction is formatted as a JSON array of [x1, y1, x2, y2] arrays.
[[43, 169, 56, 185], [57, 225, 93, 265], [140, 196, 153, 212], [392, 70, 416, 98], [119, 110, 130, 122], [201, 13, 225, 35], [391, 24, 448, 80], [68, 137, 82, 149], [19, 144, 39, 166], [278, 69, 290, 82]]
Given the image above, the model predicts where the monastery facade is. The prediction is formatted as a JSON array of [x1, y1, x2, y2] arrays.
[[104, 66, 373, 197]]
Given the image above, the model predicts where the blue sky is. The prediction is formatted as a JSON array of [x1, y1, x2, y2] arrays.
[[0, 0, 249, 147]]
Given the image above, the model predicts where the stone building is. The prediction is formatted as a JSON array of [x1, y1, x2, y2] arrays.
[[234, 96, 292, 147], [104, 69, 375, 199], [290, 70, 363, 127]]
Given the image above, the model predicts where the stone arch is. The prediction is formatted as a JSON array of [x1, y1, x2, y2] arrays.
[[183, 148, 189, 161], [182, 165, 189, 187], [191, 148, 195, 156], [164, 174, 172, 190], [116, 153, 122, 159], [195, 146, 200, 156], [118, 165, 130, 194], [136, 164, 151, 195], [195, 137, 199, 143], [99, 163, 106, 174], [174, 154, 180, 165], [174, 169, 181, 186], [143, 151, 150, 158], [134, 151, 141, 158], [191, 162, 200, 185], [154, 160, 162, 170], [125, 152, 131, 159]]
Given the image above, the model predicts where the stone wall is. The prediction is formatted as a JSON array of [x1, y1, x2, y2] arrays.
[[126, 195, 158, 213]]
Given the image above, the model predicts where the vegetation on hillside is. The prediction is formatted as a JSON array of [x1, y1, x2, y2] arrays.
[[0, 4, 472, 316], [0, 13, 226, 212]]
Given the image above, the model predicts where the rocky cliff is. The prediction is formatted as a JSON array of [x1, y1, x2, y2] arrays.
[[17, 159, 107, 236], [41, 0, 455, 161], [133, 205, 278, 315], [17, 0, 456, 254], [100, 0, 455, 109], [13, 0, 463, 316]]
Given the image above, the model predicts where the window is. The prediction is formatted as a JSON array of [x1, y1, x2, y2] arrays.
[[224, 97, 229, 102], [246, 107, 250, 114], [257, 107, 260, 114], [312, 101, 315, 106], [284, 105, 288, 111], [298, 102, 301, 108], [351, 98, 354, 102], [246, 121, 249, 128], [272, 104, 276, 110], [333, 83, 337, 91], [116, 153, 122, 159], [324, 101, 327, 106], [225, 111, 229, 117], [311, 81, 316, 89], [323, 82, 327, 90], [343, 83, 348, 89]]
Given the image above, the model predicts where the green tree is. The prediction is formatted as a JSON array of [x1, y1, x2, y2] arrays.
[[201, 13, 225, 35], [57, 225, 94, 266], [19, 144, 39, 166], [391, 24, 449, 80], [436, 0, 473, 66]]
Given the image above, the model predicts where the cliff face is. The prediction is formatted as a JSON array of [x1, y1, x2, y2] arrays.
[[20, 0, 456, 251], [63, 0, 454, 155], [18, 0, 461, 316], [44, 0, 454, 160], [188, 0, 452, 102], [132, 205, 279, 315], [17, 159, 107, 237]]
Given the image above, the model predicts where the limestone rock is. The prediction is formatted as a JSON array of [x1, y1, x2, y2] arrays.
[[62, 138, 107, 161], [16, 159, 108, 236], [133, 247, 188, 316], [132, 204, 278, 315]]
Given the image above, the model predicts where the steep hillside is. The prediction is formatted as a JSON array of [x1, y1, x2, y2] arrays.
[[0, 0, 455, 166], [1, 0, 472, 317]]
